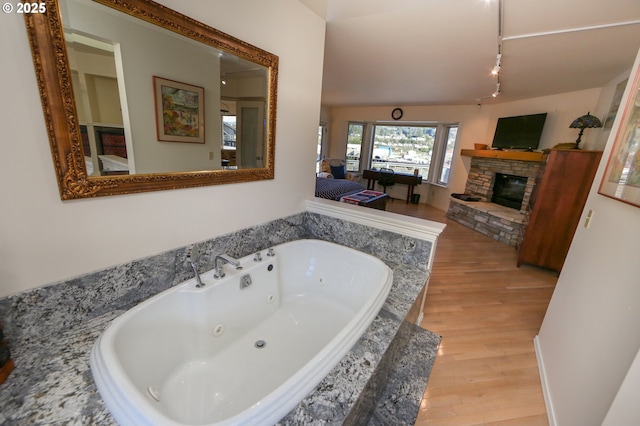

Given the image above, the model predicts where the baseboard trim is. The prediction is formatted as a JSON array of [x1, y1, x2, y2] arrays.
[[534, 335, 557, 426]]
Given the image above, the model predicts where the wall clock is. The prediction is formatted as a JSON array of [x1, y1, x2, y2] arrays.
[[391, 107, 403, 120]]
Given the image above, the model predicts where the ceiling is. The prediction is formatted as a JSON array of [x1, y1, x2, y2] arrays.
[[299, 0, 640, 107]]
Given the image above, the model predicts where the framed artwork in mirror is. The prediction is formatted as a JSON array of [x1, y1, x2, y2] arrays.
[[598, 67, 640, 208], [154, 77, 205, 143]]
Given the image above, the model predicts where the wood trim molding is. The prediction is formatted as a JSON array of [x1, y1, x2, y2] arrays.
[[461, 149, 544, 162]]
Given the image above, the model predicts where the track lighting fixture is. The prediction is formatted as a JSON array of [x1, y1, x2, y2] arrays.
[[492, 82, 501, 97], [478, 0, 504, 103], [491, 53, 501, 76]]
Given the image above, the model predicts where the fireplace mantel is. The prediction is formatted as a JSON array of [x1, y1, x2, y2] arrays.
[[461, 149, 544, 162]]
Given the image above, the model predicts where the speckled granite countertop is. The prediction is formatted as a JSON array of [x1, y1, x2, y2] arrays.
[[0, 211, 441, 425]]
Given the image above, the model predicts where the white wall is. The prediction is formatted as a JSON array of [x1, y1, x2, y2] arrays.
[[603, 348, 640, 425], [0, 0, 325, 298], [325, 88, 602, 211], [536, 50, 640, 425]]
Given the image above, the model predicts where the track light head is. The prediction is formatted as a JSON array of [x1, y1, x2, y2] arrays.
[[492, 82, 501, 97], [491, 53, 502, 76]]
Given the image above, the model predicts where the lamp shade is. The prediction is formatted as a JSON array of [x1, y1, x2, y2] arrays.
[[570, 112, 602, 129], [569, 112, 602, 148]]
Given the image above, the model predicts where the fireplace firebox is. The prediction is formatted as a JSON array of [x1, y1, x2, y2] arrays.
[[492, 173, 527, 210]]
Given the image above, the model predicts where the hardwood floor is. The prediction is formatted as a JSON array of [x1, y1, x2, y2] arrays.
[[385, 201, 557, 426]]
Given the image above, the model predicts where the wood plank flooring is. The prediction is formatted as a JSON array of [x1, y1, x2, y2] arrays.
[[385, 201, 557, 426]]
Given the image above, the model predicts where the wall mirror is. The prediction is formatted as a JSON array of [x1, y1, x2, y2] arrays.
[[24, 0, 278, 200]]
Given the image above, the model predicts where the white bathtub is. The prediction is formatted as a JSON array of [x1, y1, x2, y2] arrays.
[[90, 239, 393, 425]]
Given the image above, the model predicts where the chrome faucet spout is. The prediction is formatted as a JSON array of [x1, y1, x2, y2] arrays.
[[214, 254, 241, 278], [187, 260, 204, 288], [216, 254, 240, 267], [186, 245, 205, 288]]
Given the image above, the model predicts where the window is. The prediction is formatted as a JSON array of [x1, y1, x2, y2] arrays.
[[437, 126, 457, 185], [371, 124, 436, 176], [346, 122, 365, 172], [368, 123, 458, 185], [222, 115, 236, 148]]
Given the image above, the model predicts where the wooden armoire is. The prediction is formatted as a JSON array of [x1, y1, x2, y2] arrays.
[[517, 149, 602, 273]]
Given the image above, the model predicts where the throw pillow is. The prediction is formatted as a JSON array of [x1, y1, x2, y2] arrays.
[[330, 165, 346, 179]]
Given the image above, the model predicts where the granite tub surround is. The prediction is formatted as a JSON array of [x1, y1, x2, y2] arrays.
[[367, 321, 440, 425], [304, 212, 433, 274], [0, 207, 443, 425], [279, 317, 441, 426], [0, 214, 308, 354]]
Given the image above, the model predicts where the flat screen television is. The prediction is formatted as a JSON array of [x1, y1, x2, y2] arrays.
[[491, 112, 547, 150]]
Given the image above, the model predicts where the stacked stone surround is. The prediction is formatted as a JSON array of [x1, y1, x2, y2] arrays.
[[447, 198, 525, 246], [464, 157, 541, 213], [447, 156, 541, 246]]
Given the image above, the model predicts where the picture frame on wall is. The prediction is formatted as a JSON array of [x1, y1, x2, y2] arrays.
[[598, 70, 640, 207], [154, 76, 205, 143]]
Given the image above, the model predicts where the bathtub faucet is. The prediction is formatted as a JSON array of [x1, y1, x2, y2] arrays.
[[186, 245, 204, 288], [214, 254, 241, 278], [187, 260, 204, 288]]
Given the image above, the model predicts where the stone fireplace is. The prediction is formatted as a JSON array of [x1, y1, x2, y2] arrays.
[[462, 157, 540, 213], [446, 154, 542, 246]]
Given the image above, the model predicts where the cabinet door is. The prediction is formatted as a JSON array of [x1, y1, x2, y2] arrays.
[[518, 150, 602, 272]]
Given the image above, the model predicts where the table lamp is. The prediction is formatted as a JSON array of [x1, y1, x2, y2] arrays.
[[569, 112, 602, 149]]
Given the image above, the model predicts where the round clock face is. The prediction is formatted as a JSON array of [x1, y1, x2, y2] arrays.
[[392, 107, 403, 120]]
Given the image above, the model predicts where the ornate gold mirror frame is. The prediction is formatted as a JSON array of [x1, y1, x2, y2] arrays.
[[24, 0, 278, 200]]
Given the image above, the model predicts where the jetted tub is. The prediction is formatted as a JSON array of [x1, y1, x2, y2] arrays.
[[90, 239, 393, 425]]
